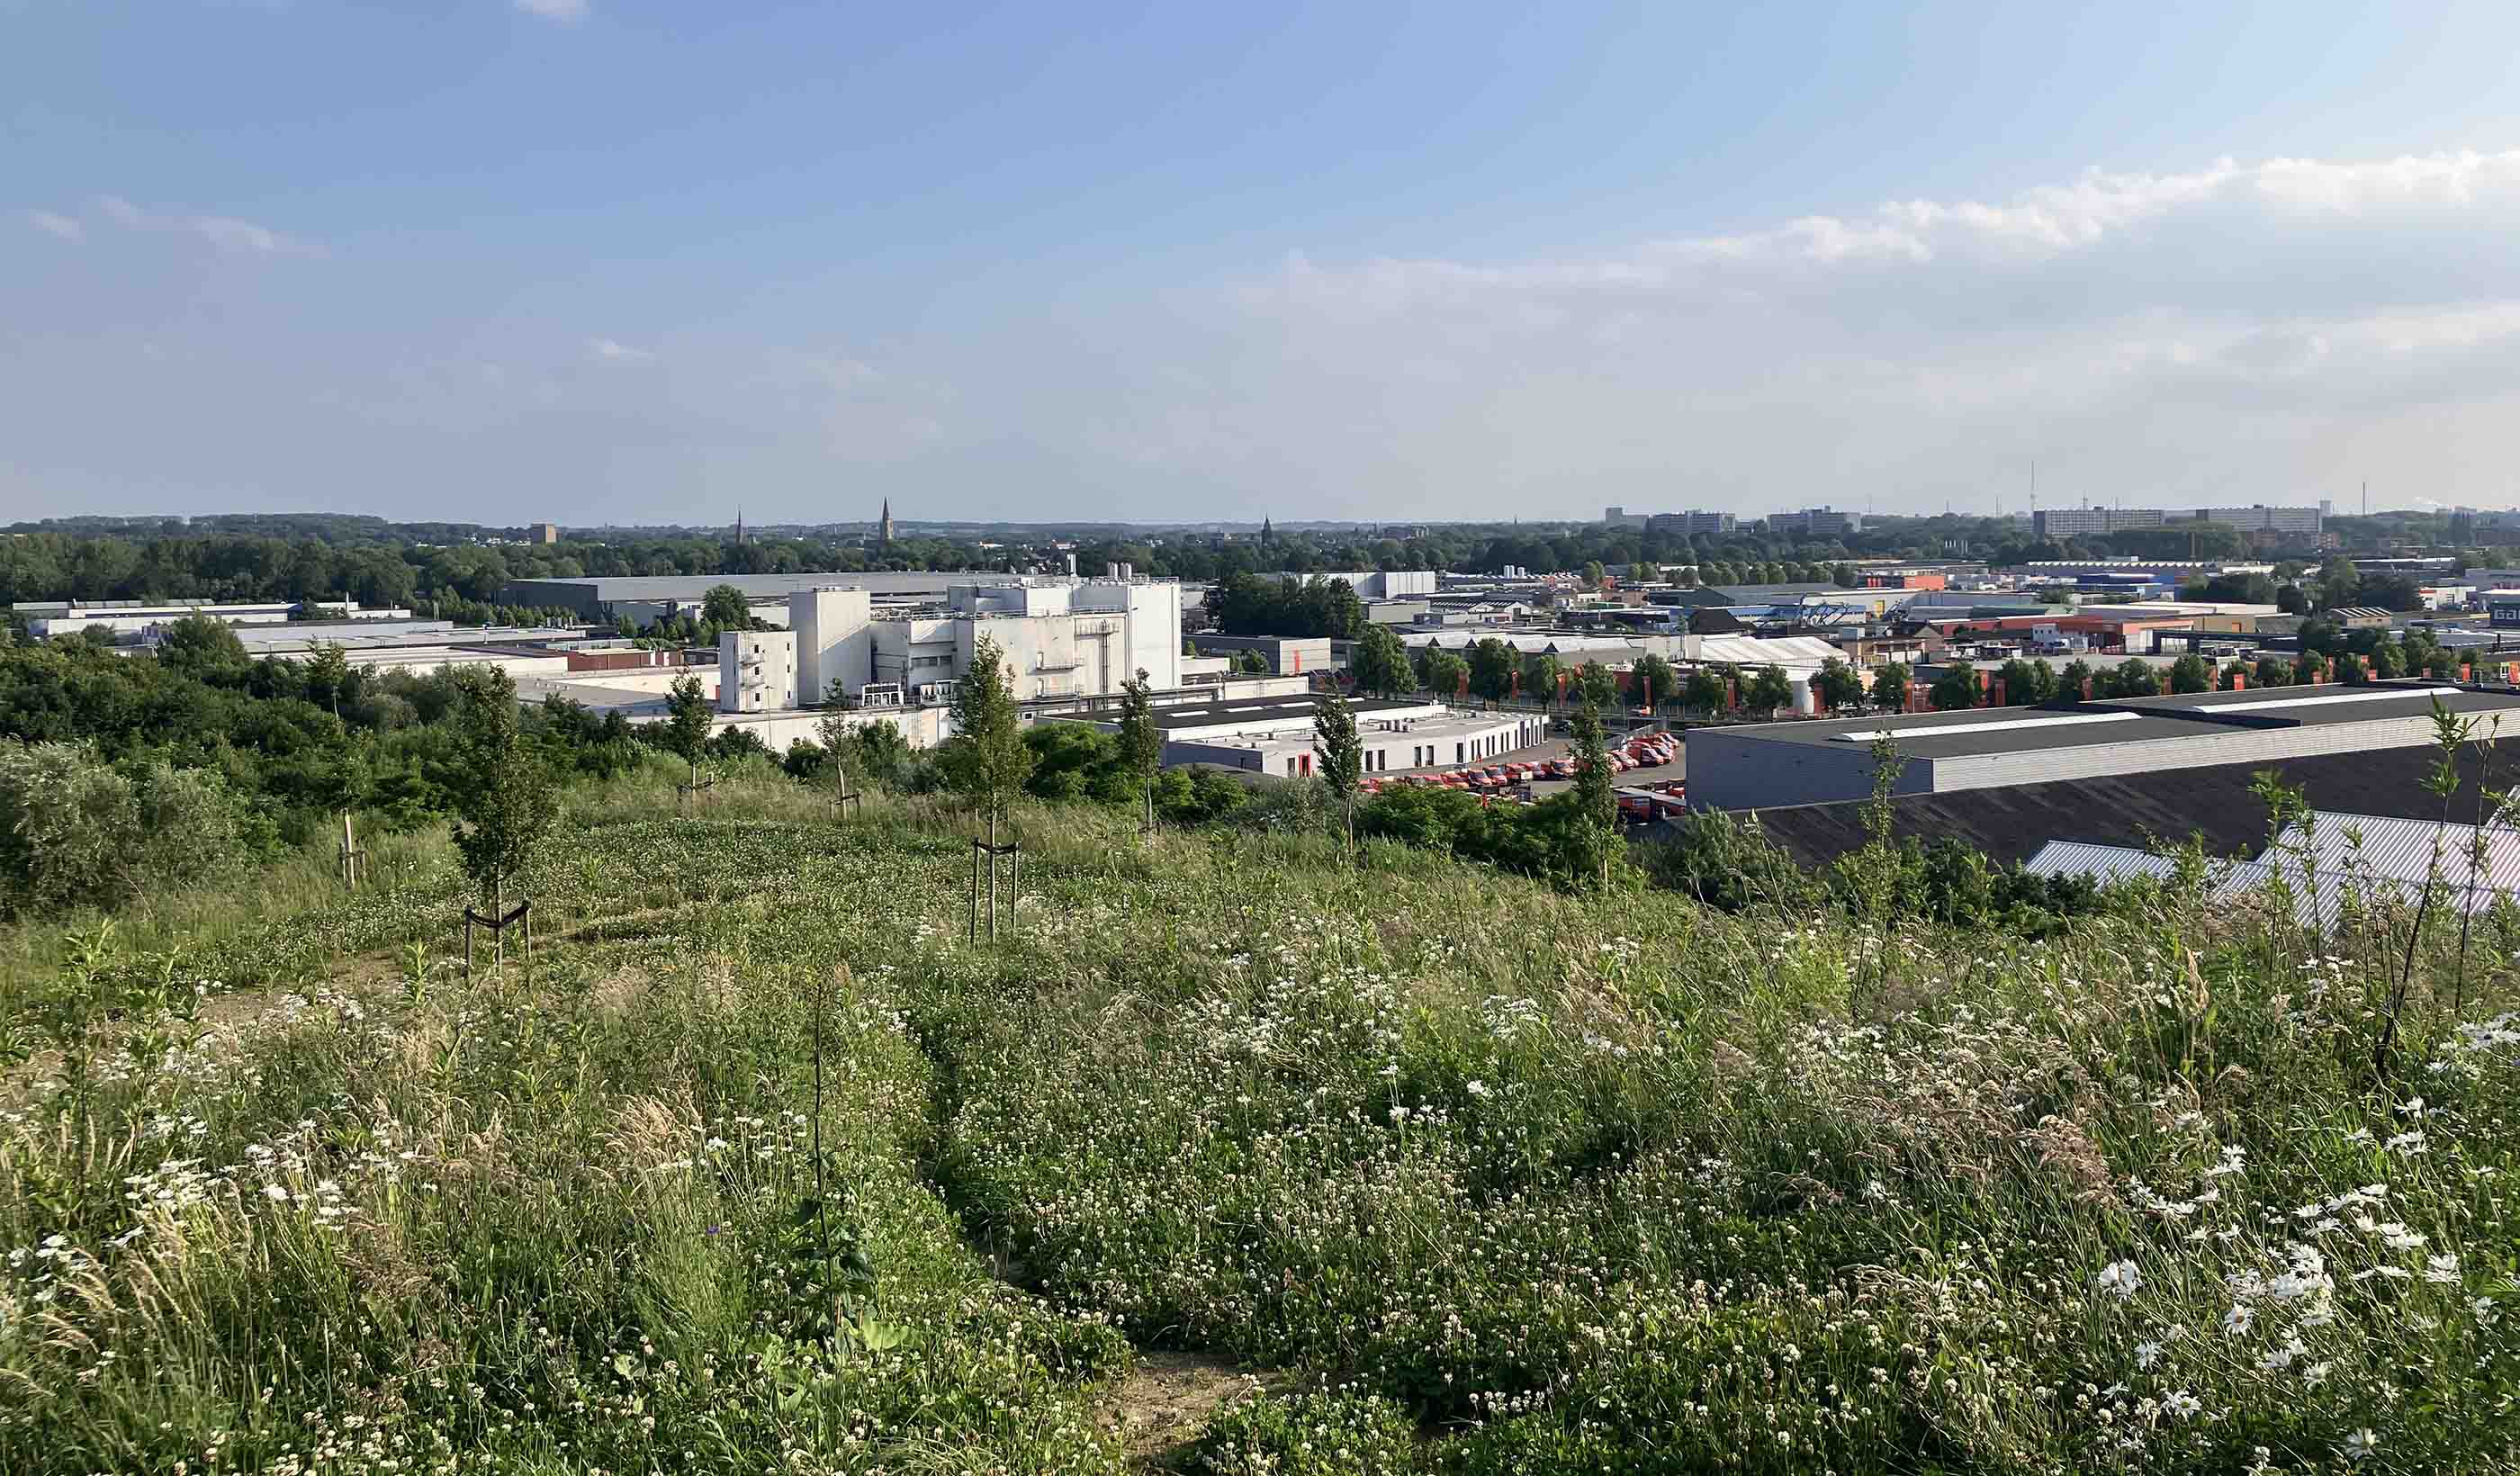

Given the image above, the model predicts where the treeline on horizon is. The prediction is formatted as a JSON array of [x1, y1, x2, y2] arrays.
[[2, 506, 2503, 616]]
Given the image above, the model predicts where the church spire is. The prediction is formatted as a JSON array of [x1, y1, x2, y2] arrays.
[[734, 507, 744, 545], [878, 497, 896, 546]]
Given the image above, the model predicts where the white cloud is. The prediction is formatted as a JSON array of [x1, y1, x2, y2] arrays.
[[88, 194, 324, 256], [1163, 148, 2520, 514], [24, 210, 85, 242], [514, 0, 590, 22], [588, 338, 656, 364]]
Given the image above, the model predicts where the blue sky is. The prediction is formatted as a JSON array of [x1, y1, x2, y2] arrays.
[[11, 1, 2520, 525]]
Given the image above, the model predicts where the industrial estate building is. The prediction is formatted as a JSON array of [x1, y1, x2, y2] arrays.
[[13, 598, 416, 641], [1686, 682, 2520, 812], [711, 577, 1184, 715], [1104, 696, 1549, 778], [498, 572, 994, 626]]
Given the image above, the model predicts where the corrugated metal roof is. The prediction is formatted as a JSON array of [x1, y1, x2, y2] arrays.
[[2273, 809, 2520, 892], [1692, 634, 1844, 668], [2012, 831, 2517, 929], [2023, 841, 2180, 885]]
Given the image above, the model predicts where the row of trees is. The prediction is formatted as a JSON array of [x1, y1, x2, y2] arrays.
[[7, 518, 2438, 625], [1203, 574, 1371, 639]]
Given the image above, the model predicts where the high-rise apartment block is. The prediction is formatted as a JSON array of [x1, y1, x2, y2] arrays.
[[1642, 510, 1737, 536], [2031, 503, 2326, 541], [1769, 507, 1860, 538]]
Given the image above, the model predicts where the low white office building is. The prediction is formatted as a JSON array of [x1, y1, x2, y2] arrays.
[[1115, 697, 1549, 778], [19, 598, 415, 641]]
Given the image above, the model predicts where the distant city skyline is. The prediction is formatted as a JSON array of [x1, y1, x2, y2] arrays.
[[14, 4, 2520, 524]]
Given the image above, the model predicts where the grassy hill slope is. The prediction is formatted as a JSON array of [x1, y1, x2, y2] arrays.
[[1, 778, 2515, 1473]]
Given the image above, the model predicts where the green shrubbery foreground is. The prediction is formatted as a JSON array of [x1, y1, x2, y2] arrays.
[[0, 778, 2515, 1474]]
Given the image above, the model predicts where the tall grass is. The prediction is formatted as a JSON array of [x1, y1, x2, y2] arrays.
[[0, 773, 2513, 1473]]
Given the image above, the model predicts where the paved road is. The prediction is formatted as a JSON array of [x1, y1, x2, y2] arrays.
[[1527, 756, 1685, 798]]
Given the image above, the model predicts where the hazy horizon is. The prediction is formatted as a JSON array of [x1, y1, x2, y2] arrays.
[[14, 4, 2520, 525]]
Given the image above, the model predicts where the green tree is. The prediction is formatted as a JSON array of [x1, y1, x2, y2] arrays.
[[1311, 688, 1364, 850], [811, 677, 861, 799], [662, 671, 716, 794], [448, 670, 556, 961], [1522, 651, 1564, 708], [1870, 661, 1911, 711], [940, 635, 1034, 831], [302, 640, 351, 718], [1992, 657, 2052, 706], [1684, 663, 1728, 718], [1928, 661, 1980, 712], [2056, 658, 2095, 701], [155, 614, 248, 676], [1582, 560, 1607, 588], [1467, 637, 1518, 707], [1233, 650, 1271, 675], [1746, 664, 1794, 717], [1575, 660, 1618, 709], [2254, 654, 2295, 688], [2275, 583, 2309, 616], [1831, 562, 1859, 589], [1811, 657, 1866, 712], [1116, 668, 1163, 832], [2369, 639, 2407, 680], [1350, 624, 1411, 699], [700, 584, 752, 630], [1566, 701, 1616, 887], [1425, 650, 1471, 702], [1630, 652, 1676, 715], [2167, 653, 2212, 695], [2315, 557, 2361, 611], [2293, 650, 2328, 685], [2109, 658, 2162, 698]]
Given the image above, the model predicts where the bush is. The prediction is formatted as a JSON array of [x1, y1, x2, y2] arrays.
[[0, 743, 262, 914]]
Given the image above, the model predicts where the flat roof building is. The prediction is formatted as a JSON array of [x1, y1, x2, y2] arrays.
[[1091, 696, 1549, 779], [1686, 681, 2520, 812], [498, 572, 1014, 624]]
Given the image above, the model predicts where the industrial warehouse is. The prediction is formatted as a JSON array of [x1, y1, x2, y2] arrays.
[[1115, 696, 1550, 778], [1685, 681, 2520, 812]]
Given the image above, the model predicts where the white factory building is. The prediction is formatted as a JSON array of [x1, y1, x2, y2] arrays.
[[1118, 697, 1548, 778], [719, 577, 1184, 715], [16, 598, 415, 641]]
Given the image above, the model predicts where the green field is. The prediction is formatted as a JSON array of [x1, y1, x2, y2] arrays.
[[2, 775, 2514, 1473]]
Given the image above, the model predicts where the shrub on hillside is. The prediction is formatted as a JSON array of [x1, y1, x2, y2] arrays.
[[0, 742, 266, 914]]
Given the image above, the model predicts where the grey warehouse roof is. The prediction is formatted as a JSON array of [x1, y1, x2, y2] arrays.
[[503, 572, 1015, 599], [1717, 683, 2520, 760], [1142, 696, 1428, 733]]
